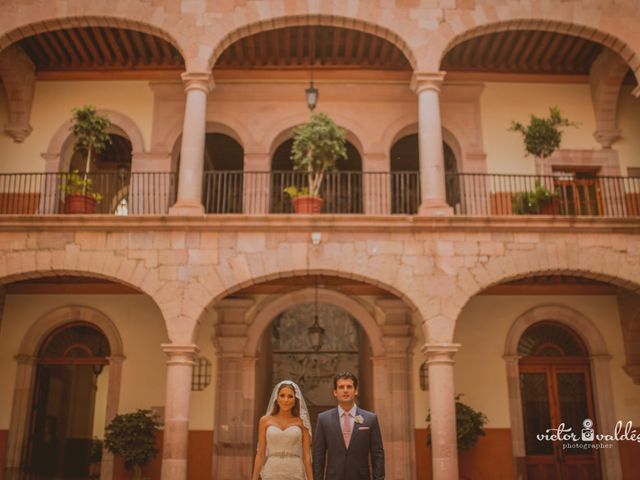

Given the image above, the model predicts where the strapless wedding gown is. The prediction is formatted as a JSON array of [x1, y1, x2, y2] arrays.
[[261, 425, 306, 480]]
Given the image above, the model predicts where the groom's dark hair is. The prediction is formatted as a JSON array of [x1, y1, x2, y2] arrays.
[[333, 371, 358, 390]]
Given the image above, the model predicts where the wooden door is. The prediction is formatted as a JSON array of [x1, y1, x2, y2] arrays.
[[520, 362, 601, 480]]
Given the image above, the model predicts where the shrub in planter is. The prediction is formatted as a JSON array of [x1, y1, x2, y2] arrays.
[[104, 409, 161, 480], [285, 113, 347, 212], [512, 180, 557, 215], [427, 394, 488, 452]]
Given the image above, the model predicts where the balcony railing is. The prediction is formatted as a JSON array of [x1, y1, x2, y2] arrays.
[[454, 173, 640, 217], [1, 171, 638, 217], [0, 172, 177, 215]]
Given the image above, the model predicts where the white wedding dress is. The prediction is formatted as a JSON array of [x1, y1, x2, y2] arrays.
[[261, 425, 306, 480]]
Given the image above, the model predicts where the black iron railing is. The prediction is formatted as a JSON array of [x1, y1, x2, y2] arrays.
[[451, 173, 640, 217], [0, 172, 177, 215], [1, 171, 639, 217], [202, 171, 421, 214]]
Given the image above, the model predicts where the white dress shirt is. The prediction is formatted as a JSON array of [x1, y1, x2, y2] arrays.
[[338, 404, 356, 434]]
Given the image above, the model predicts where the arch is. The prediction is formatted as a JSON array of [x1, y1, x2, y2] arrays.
[[210, 14, 416, 71], [245, 288, 386, 356], [504, 304, 623, 479], [19, 304, 124, 358], [0, 16, 184, 60], [6, 305, 126, 478], [46, 109, 146, 172], [438, 19, 640, 85]]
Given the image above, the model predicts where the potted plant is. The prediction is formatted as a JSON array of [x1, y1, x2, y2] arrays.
[[509, 107, 576, 215], [427, 394, 488, 452], [512, 180, 557, 215], [63, 105, 111, 213], [61, 170, 104, 213], [285, 112, 347, 213], [104, 409, 161, 480]]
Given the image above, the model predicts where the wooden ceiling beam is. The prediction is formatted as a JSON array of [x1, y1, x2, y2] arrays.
[[104, 28, 126, 66], [54, 30, 81, 66], [130, 30, 149, 65], [117, 29, 136, 67], [43, 31, 69, 67], [77, 28, 102, 66], [66, 28, 91, 67], [92, 27, 115, 66]]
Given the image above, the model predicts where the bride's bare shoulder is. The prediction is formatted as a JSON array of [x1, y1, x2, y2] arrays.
[[259, 415, 275, 425]]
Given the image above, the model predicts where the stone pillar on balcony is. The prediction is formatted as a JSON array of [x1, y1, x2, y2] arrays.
[[423, 343, 460, 480], [362, 152, 391, 215], [169, 72, 214, 216], [39, 153, 63, 214], [411, 72, 453, 216], [212, 299, 256, 480], [100, 355, 124, 480], [5, 355, 37, 478], [160, 344, 199, 480], [242, 152, 271, 214], [375, 299, 415, 480], [129, 152, 173, 214]]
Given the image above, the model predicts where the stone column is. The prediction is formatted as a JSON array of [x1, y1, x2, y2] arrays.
[[100, 355, 124, 480], [212, 299, 256, 480], [39, 153, 63, 214], [363, 152, 391, 215], [504, 354, 527, 480], [5, 355, 37, 478], [411, 72, 453, 216], [423, 343, 460, 480], [242, 152, 271, 214], [376, 299, 415, 480], [169, 72, 214, 215], [160, 344, 199, 480]]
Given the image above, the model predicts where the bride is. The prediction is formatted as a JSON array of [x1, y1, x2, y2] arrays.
[[251, 380, 313, 480]]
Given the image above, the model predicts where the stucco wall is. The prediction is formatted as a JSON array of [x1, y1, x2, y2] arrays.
[[480, 82, 602, 174], [0, 294, 168, 431], [0, 81, 154, 172]]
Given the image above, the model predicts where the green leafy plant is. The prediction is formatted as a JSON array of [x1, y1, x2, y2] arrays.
[[512, 180, 556, 214], [287, 112, 347, 198], [282, 186, 309, 198], [510, 106, 576, 159], [104, 409, 161, 480], [427, 395, 488, 452], [61, 169, 104, 202], [70, 105, 111, 196]]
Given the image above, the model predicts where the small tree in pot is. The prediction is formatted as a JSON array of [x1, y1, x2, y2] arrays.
[[285, 112, 347, 213], [63, 105, 111, 213], [104, 409, 161, 480], [509, 107, 576, 214], [427, 394, 488, 452]]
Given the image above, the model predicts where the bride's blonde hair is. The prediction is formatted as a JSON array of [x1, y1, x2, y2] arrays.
[[270, 382, 300, 417]]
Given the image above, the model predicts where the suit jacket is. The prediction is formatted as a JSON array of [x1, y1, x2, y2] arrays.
[[312, 407, 385, 480]]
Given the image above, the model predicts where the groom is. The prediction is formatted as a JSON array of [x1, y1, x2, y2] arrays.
[[312, 372, 385, 480]]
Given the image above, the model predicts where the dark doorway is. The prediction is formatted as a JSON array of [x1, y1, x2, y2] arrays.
[[202, 133, 245, 213], [26, 323, 110, 479], [519, 322, 601, 480]]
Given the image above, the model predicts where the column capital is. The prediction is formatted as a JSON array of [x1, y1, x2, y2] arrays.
[[422, 342, 460, 365], [161, 343, 199, 365], [181, 72, 214, 94], [411, 71, 447, 94], [14, 354, 37, 365]]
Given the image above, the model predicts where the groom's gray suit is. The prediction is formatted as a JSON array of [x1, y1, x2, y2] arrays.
[[312, 406, 385, 480]]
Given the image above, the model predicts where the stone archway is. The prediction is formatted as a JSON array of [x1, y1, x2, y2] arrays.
[[6, 305, 125, 480], [212, 287, 416, 480], [504, 304, 622, 480]]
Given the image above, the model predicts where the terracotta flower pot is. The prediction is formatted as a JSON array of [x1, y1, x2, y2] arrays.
[[292, 195, 323, 214], [64, 194, 97, 214]]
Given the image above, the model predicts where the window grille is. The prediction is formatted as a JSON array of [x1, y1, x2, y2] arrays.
[[191, 356, 212, 391], [419, 362, 429, 391]]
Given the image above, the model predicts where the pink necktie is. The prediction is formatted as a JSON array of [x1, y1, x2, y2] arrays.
[[342, 412, 351, 447]]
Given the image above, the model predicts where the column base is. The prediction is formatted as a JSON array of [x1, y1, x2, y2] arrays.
[[169, 202, 205, 216], [418, 200, 454, 216]]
